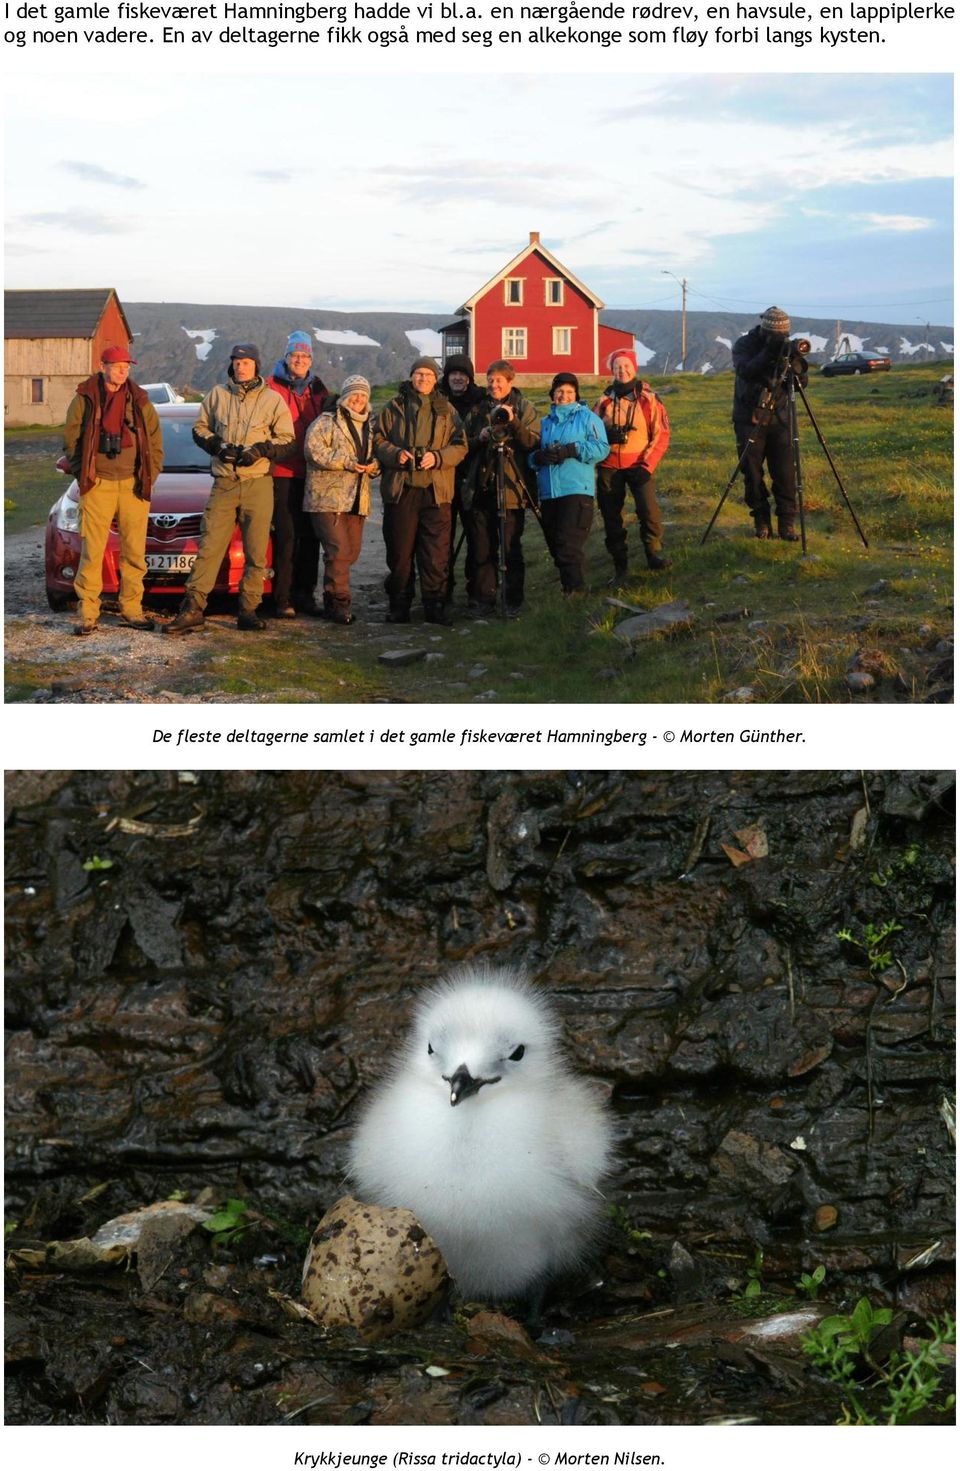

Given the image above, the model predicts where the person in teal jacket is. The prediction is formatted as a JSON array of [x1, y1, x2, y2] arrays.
[[530, 372, 609, 594]]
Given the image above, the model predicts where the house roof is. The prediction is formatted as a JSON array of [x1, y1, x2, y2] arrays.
[[3, 288, 130, 341], [458, 240, 606, 313]]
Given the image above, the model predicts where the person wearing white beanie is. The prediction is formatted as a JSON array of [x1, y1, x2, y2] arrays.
[[303, 376, 376, 624]]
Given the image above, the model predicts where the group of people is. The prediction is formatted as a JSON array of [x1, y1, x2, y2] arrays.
[[63, 307, 802, 636]]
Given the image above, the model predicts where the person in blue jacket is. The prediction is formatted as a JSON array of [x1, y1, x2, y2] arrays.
[[530, 372, 609, 595]]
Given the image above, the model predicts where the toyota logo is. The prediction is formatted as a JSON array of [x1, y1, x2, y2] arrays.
[[152, 514, 180, 528]]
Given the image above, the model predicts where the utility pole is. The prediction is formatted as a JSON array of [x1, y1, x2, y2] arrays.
[[662, 270, 688, 371]]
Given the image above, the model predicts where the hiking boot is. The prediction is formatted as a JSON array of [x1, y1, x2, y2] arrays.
[[329, 608, 355, 626], [424, 602, 453, 626], [275, 604, 297, 619], [753, 512, 773, 540], [645, 550, 672, 571], [164, 599, 205, 636], [74, 618, 98, 637], [777, 517, 800, 542], [296, 598, 324, 618], [385, 606, 411, 624], [237, 611, 267, 631], [609, 559, 628, 584], [120, 613, 156, 631]]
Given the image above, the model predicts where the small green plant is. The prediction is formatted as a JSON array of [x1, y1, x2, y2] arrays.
[[608, 1203, 652, 1247], [878, 1316, 956, 1425], [742, 1247, 764, 1299], [836, 918, 903, 974], [82, 854, 114, 872], [797, 1263, 826, 1300], [803, 1301, 955, 1424], [202, 1197, 251, 1250], [870, 843, 920, 888], [5, 1220, 18, 1239]]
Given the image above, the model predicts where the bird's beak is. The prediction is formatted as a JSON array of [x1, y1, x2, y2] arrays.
[[443, 1064, 499, 1107]]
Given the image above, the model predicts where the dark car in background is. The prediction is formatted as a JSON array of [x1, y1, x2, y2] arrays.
[[44, 403, 273, 611], [820, 351, 892, 377]]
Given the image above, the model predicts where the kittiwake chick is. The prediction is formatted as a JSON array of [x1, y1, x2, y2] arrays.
[[348, 966, 613, 1300]]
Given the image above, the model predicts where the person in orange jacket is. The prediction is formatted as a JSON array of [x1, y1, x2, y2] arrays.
[[593, 349, 671, 577]]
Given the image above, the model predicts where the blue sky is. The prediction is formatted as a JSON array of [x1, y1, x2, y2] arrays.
[[4, 72, 952, 325]]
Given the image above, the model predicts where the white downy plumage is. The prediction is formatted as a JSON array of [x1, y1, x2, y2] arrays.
[[349, 966, 613, 1299]]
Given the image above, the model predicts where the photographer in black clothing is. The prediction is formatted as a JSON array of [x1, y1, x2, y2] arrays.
[[462, 360, 540, 615], [439, 354, 486, 606], [732, 305, 808, 540]]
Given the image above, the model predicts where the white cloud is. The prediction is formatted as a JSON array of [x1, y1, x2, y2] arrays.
[[859, 213, 934, 233], [3, 73, 950, 316]]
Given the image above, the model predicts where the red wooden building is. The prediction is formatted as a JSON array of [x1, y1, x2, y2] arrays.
[[4, 288, 133, 426], [439, 232, 634, 381]]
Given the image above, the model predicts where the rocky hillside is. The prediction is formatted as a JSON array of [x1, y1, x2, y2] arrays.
[[125, 300, 954, 393]]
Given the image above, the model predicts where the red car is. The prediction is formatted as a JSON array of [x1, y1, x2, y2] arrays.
[[45, 402, 274, 611]]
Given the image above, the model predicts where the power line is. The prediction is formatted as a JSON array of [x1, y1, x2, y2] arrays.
[[685, 284, 952, 312]]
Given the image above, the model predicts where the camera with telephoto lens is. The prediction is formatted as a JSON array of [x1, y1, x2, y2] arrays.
[[606, 424, 629, 446], [768, 335, 811, 370], [99, 432, 122, 459], [783, 336, 811, 369], [412, 447, 429, 470], [491, 405, 512, 428]]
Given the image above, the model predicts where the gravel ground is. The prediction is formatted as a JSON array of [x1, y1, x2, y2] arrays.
[[4, 508, 408, 703]]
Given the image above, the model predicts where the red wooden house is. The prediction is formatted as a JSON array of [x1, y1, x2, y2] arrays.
[[4, 288, 133, 426], [439, 232, 634, 381]]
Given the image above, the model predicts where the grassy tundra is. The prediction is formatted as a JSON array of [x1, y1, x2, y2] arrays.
[[4, 361, 952, 703]]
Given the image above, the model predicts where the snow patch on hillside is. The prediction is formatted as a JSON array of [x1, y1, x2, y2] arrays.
[[795, 331, 829, 354], [715, 336, 732, 351], [405, 328, 444, 356], [899, 337, 935, 356], [182, 327, 216, 362], [940, 341, 954, 355], [700, 362, 713, 374], [634, 338, 656, 366], [313, 328, 380, 347]]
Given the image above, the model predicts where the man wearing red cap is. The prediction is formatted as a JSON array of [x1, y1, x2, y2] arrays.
[[63, 344, 163, 635], [593, 349, 672, 578]]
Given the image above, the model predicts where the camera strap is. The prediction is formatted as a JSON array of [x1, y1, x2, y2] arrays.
[[341, 407, 370, 495]]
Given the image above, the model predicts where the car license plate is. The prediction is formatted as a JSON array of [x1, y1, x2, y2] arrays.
[[146, 553, 196, 572]]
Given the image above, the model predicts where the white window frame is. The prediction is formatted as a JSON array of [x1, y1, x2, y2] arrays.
[[552, 327, 573, 355], [502, 326, 527, 359], [544, 278, 565, 306], [503, 277, 524, 306]]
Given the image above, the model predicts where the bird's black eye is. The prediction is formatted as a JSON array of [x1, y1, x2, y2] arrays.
[[509, 1045, 525, 1062], [427, 1043, 434, 1056]]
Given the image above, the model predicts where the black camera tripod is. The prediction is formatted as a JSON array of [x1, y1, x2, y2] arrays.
[[702, 346, 869, 553], [491, 436, 544, 618]]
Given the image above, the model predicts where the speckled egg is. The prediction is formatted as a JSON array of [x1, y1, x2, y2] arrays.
[[301, 1195, 449, 1339]]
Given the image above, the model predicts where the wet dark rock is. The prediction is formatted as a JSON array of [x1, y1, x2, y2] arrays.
[[882, 772, 955, 823], [713, 1130, 799, 1188]]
